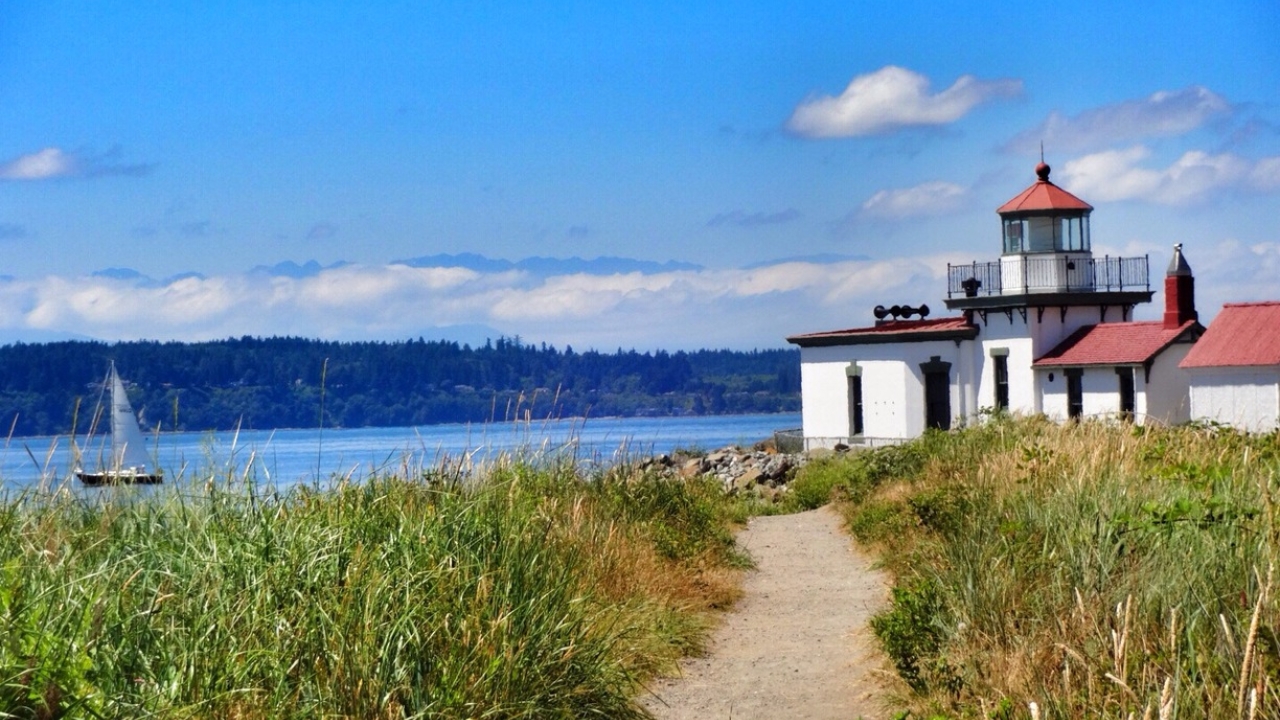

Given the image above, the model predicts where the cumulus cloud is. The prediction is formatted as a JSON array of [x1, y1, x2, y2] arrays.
[[1252, 157, 1280, 190], [786, 66, 1022, 138], [1060, 146, 1280, 204], [706, 208, 801, 228], [860, 181, 967, 219], [22, 241, 1273, 349], [1008, 86, 1231, 154], [0, 257, 955, 350], [0, 146, 153, 180], [1168, 239, 1280, 322]]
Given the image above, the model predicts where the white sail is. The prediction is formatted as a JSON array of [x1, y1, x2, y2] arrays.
[[108, 365, 153, 471]]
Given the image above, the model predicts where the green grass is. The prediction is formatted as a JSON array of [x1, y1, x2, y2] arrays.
[[0, 457, 747, 718], [790, 417, 1280, 718]]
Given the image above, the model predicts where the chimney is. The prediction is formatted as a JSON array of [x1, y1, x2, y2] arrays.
[[1163, 243, 1196, 329]]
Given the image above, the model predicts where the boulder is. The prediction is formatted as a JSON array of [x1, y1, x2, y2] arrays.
[[732, 467, 764, 493]]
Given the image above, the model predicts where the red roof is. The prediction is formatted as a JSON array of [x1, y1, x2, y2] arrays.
[[787, 316, 977, 347], [997, 163, 1093, 215], [1180, 302, 1280, 368], [1034, 320, 1200, 367]]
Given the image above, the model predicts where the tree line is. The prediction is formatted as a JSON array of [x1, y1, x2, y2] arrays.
[[0, 337, 800, 436]]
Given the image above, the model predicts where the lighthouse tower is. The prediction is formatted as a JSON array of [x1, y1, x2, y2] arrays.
[[946, 161, 1153, 320], [942, 161, 1155, 414]]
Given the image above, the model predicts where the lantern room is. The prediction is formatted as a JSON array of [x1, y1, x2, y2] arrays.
[[998, 162, 1092, 255], [944, 160, 1152, 316]]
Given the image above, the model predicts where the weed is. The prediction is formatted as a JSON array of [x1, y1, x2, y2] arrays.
[[842, 418, 1280, 717], [872, 577, 947, 692], [0, 457, 750, 717]]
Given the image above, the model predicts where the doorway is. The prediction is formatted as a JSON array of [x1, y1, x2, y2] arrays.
[[920, 357, 952, 431]]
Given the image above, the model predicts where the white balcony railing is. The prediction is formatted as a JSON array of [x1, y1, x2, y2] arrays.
[[947, 254, 1149, 298]]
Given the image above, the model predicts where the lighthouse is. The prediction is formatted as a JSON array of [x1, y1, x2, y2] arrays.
[[945, 161, 1153, 323], [787, 160, 1201, 448]]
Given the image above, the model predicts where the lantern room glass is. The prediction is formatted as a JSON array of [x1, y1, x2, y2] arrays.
[[1002, 215, 1090, 254]]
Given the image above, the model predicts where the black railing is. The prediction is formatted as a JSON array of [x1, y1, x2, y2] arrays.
[[946, 255, 1149, 298]]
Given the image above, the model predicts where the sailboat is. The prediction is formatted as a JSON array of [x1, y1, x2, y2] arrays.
[[76, 364, 163, 485]]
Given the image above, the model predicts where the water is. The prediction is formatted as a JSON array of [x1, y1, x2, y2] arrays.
[[1, 413, 801, 491]]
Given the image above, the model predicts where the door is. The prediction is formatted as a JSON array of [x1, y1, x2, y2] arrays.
[[848, 375, 864, 436], [920, 356, 952, 431]]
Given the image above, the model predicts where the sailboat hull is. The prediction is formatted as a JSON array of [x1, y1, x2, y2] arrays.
[[76, 469, 164, 486]]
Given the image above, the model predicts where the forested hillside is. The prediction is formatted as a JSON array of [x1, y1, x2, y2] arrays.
[[0, 337, 799, 436]]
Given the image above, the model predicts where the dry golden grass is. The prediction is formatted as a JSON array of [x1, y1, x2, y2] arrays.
[[822, 417, 1280, 718]]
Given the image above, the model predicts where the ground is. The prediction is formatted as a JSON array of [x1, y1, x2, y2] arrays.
[[639, 505, 892, 719]]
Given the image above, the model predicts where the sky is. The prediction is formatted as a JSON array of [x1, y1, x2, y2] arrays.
[[1, 1, 1278, 351]]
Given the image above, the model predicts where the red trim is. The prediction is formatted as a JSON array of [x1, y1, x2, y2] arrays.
[[787, 317, 976, 347]]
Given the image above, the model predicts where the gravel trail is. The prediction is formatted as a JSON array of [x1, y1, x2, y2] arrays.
[[639, 505, 891, 719]]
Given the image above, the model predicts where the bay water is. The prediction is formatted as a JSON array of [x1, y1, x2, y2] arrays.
[[1, 413, 801, 491]]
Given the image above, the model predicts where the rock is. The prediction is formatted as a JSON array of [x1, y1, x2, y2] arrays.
[[732, 468, 764, 493], [630, 444, 808, 493]]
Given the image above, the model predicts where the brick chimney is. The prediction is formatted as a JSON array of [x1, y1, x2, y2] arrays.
[[1163, 243, 1197, 329]]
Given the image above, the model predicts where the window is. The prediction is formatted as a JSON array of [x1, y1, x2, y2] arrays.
[[1117, 367, 1135, 420], [1003, 219, 1025, 253], [848, 375, 864, 436], [993, 354, 1009, 410], [1066, 369, 1084, 420]]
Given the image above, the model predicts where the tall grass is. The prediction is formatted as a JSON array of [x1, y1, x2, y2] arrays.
[[801, 416, 1280, 718], [0, 456, 744, 718]]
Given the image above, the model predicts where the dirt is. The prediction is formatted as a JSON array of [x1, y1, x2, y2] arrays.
[[638, 505, 892, 719]]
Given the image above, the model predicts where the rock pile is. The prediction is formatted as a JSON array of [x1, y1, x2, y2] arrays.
[[638, 445, 808, 496]]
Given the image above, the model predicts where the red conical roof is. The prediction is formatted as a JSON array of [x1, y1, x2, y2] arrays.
[[997, 162, 1092, 215]]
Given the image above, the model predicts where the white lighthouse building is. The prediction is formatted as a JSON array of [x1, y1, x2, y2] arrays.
[[787, 162, 1202, 448]]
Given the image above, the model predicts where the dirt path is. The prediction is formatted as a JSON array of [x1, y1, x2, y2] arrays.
[[639, 505, 891, 719]]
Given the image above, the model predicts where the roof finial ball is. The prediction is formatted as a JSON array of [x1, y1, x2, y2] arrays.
[[1035, 161, 1051, 182]]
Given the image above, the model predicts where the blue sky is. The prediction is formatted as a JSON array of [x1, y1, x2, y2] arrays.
[[1, 1, 1277, 349]]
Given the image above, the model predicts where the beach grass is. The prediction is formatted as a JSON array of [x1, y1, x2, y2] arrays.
[[0, 455, 745, 718], [793, 416, 1280, 718]]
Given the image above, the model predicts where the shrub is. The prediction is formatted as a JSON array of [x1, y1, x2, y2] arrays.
[[871, 577, 947, 692]]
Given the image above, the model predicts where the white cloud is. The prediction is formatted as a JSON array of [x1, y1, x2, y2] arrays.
[[1251, 157, 1280, 190], [786, 66, 1022, 138], [861, 181, 966, 219], [0, 148, 77, 180], [1060, 146, 1280, 204], [0, 146, 153, 180], [0, 258, 956, 350], [1171, 239, 1280, 321], [1009, 86, 1231, 153], [10, 243, 1278, 350]]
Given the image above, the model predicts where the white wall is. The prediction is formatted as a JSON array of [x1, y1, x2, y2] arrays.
[[1188, 367, 1280, 432], [797, 303, 1151, 445], [1038, 366, 1133, 422], [973, 317, 1036, 415], [969, 305, 1107, 417], [798, 340, 966, 446], [1144, 343, 1194, 424]]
